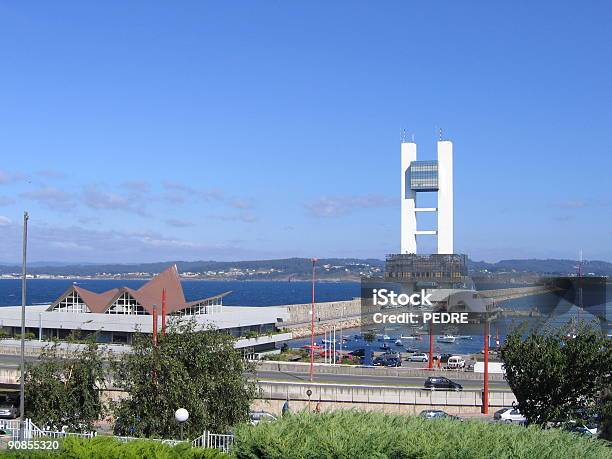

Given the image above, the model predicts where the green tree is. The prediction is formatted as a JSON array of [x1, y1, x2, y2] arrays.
[[24, 342, 107, 431], [113, 319, 258, 439], [500, 322, 611, 426]]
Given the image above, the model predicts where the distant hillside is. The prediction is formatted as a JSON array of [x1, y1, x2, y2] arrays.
[[0, 258, 385, 280], [468, 258, 612, 276], [1, 257, 610, 279]]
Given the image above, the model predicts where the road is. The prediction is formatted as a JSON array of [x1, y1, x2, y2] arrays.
[[253, 369, 511, 390]]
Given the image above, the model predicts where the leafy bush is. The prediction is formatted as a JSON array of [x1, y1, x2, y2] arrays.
[[3, 436, 228, 458], [232, 411, 610, 459]]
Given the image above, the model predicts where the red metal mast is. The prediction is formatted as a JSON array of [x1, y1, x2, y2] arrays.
[[482, 318, 489, 414], [428, 320, 434, 369], [161, 288, 167, 336], [152, 306, 158, 347], [309, 258, 317, 382]]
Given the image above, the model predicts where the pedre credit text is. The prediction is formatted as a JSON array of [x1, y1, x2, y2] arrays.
[[370, 289, 469, 324]]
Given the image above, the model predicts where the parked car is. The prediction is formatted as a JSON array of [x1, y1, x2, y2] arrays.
[[0, 403, 18, 419], [564, 421, 599, 436], [249, 411, 277, 425], [374, 354, 402, 367], [381, 350, 401, 359], [447, 356, 465, 369], [350, 348, 366, 357], [493, 407, 526, 424], [423, 376, 463, 391], [409, 353, 429, 363], [419, 410, 460, 420], [433, 353, 453, 363]]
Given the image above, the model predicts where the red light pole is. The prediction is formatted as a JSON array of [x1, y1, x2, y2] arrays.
[[161, 288, 167, 336], [309, 258, 318, 382], [428, 320, 434, 369], [152, 306, 158, 347], [482, 317, 489, 414]]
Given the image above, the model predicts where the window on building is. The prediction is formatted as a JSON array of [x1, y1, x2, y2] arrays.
[[105, 292, 147, 315], [52, 290, 89, 313]]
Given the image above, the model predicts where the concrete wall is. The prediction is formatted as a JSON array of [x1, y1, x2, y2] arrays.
[[284, 299, 361, 326], [257, 360, 507, 382], [254, 380, 516, 416]]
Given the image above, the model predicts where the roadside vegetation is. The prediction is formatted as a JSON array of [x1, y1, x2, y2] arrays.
[[111, 319, 257, 439], [232, 410, 611, 459], [23, 319, 257, 439], [500, 321, 611, 439], [24, 342, 108, 431]]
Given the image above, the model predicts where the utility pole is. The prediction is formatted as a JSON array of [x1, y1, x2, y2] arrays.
[[19, 212, 29, 439], [309, 258, 317, 382]]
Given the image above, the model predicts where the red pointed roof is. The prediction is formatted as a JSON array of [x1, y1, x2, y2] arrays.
[[47, 265, 227, 315], [73, 286, 120, 313]]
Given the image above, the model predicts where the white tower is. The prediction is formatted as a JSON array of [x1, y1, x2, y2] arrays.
[[400, 141, 417, 254], [400, 137, 454, 254], [437, 140, 454, 254]]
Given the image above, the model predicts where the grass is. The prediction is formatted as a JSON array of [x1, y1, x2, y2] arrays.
[[232, 410, 611, 459]]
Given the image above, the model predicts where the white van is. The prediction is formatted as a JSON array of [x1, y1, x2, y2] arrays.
[[447, 356, 465, 369]]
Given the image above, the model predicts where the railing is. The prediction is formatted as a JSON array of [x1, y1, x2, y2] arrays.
[[1, 420, 234, 452], [192, 431, 234, 452], [0, 419, 96, 441], [32, 430, 97, 439], [115, 436, 185, 446]]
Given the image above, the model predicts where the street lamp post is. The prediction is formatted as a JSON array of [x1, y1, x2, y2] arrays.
[[309, 258, 317, 382], [19, 212, 28, 440], [175, 408, 189, 441]]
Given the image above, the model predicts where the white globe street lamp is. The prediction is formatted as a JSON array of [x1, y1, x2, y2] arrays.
[[175, 408, 189, 440], [175, 408, 189, 423]]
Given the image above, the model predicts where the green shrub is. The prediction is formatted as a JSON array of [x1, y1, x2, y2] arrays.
[[232, 410, 611, 459], [2, 436, 228, 459]]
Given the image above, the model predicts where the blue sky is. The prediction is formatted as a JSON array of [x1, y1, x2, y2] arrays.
[[0, 1, 611, 263]]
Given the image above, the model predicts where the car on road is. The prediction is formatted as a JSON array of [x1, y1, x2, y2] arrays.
[[447, 356, 466, 369], [493, 407, 526, 424], [419, 410, 461, 420], [409, 353, 429, 363], [249, 411, 277, 425], [423, 376, 463, 391], [0, 403, 18, 419]]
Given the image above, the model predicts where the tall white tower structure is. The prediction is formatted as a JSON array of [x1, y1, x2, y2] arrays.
[[400, 137, 454, 255]]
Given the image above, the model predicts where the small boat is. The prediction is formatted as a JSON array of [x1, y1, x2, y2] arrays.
[[322, 339, 336, 344], [400, 335, 421, 340], [437, 335, 456, 343], [394, 339, 403, 346], [380, 343, 391, 350]]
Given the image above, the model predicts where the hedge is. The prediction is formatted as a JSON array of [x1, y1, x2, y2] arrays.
[[232, 410, 610, 459], [2, 436, 228, 459]]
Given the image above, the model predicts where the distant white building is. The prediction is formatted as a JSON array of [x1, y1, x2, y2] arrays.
[[0, 265, 291, 352]]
